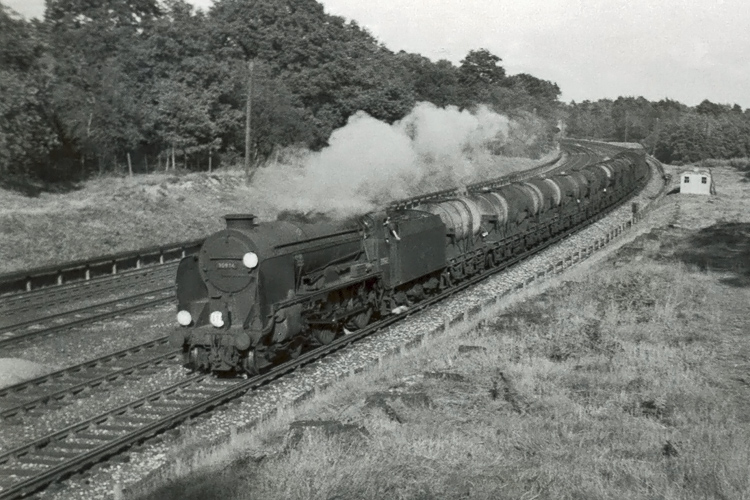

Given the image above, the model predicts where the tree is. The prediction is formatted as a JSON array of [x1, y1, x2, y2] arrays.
[[695, 99, 730, 117], [44, 0, 163, 175], [508, 73, 560, 103], [395, 52, 462, 108], [0, 5, 58, 179], [459, 49, 506, 87]]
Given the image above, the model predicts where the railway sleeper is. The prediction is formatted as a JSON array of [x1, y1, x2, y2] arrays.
[[0, 468, 39, 479], [48, 440, 101, 451], [178, 387, 224, 397], [95, 422, 141, 433], [146, 399, 190, 409], [119, 415, 161, 425], [16, 454, 67, 466], [35, 448, 81, 459], [75, 431, 115, 441]]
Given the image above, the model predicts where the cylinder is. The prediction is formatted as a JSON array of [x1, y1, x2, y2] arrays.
[[423, 198, 482, 240]]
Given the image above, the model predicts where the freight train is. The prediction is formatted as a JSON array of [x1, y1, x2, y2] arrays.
[[169, 148, 649, 374]]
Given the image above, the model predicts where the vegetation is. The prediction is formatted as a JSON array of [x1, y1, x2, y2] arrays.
[[0, 156, 541, 273], [566, 96, 750, 164], [0, 0, 562, 185], [136, 244, 750, 500], [4, 0, 750, 186]]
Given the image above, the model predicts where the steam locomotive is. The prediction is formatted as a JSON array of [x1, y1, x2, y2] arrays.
[[169, 148, 649, 373]]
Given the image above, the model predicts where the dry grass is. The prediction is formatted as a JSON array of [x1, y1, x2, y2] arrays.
[[128, 160, 750, 500], [0, 156, 539, 274], [136, 253, 750, 500], [0, 169, 260, 274]]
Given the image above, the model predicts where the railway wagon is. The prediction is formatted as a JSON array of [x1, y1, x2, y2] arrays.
[[170, 150, 649, 373]]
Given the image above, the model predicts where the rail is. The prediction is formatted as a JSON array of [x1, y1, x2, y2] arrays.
[[0, 161, 650, 500]]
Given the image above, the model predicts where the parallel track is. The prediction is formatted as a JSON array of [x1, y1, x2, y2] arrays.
[[0, 151, 653, 500], [0, 287, 174, 349], [0, 264, 177, 319], [0, 338, 177, 420], [0, 143, 599, 352]]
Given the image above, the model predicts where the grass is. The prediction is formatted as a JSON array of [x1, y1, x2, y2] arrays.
[[0, 169, 261, 274], [135, 250, 750, 500], [700, 157, 750, 181], [0, 156, 540, 275]]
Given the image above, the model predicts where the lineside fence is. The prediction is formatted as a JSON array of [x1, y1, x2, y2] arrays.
[[0, 239, 204, 295]]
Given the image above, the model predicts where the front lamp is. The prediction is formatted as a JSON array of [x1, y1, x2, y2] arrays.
[[210, 311, 225, 328], [177, 310, 192, 326], [242, 252, 259, 269]]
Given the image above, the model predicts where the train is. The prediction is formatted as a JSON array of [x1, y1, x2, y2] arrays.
[[169, 148, 650, 374]]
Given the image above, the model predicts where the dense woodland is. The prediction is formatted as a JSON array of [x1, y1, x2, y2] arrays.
[[567, 97, 750, 164], [0, 0, 562, 183], [1, 0, 748, 186]]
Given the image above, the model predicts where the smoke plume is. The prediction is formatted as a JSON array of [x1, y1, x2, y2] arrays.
[[252, 102, 542, 219]]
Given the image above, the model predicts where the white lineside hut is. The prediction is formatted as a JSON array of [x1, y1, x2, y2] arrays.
[[679, 168, 715, 195]]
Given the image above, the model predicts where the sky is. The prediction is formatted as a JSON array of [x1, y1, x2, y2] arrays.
[[6, 0, 750, 108]]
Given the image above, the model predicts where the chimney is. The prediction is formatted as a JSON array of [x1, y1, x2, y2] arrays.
[[224, 214, 257, 230]]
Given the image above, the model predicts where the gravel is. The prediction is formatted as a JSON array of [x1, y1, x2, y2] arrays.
[[27, 157, 669, 500]]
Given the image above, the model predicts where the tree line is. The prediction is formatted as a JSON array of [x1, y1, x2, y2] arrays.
[[0, 0, 562, 184], [566, 97, 750, 164]]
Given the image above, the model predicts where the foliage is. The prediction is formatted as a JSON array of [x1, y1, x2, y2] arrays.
[[0, 6, 58, 179], [0, 0, 563, 184], [565, 96, 750, 164]]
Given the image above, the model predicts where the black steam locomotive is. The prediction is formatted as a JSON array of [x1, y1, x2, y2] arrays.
[[170, 149, 649, 373]]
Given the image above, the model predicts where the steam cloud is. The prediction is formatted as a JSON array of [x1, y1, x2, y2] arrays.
[[253, 102, 539, 219]]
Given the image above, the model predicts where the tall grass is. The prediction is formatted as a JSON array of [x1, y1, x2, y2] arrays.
[[137, 259, 750, 500]]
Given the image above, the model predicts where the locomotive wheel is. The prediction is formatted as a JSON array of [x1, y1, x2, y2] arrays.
[[288, 343, 304, 358], [347, 308, 373, 331], [313, 327, 337, 345], [243, 349, 274, 375]]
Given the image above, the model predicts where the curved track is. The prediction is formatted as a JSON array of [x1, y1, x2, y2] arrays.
[[0, 264, 176, 319], [0, 142, 598, 352], [0, 142, 654, 500]]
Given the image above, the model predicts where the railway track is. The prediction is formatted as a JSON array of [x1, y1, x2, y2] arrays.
[[0, 143, 599, 354], [0, 264, 177, 319], [0, 286, 175, 350], [0, 338, 178, 420], [0, 149, 654, 499], [0, 240, 202, 297]]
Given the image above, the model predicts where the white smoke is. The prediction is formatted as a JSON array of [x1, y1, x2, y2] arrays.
[[252, 102, 530, 219]]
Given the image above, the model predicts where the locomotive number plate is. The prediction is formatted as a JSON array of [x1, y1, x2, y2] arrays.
[[216, 261, 238, 269]]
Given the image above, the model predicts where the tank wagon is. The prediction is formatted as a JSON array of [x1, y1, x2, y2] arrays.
[[170, 150, 649, 373]]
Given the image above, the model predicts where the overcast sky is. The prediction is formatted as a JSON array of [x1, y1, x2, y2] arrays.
[[6, 0, 750, 107]]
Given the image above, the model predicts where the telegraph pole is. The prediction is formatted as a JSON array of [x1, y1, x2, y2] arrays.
[[244, 59, 254, 179]]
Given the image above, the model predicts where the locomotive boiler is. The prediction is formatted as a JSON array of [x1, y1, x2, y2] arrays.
[[170, 149, 649, 374]]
